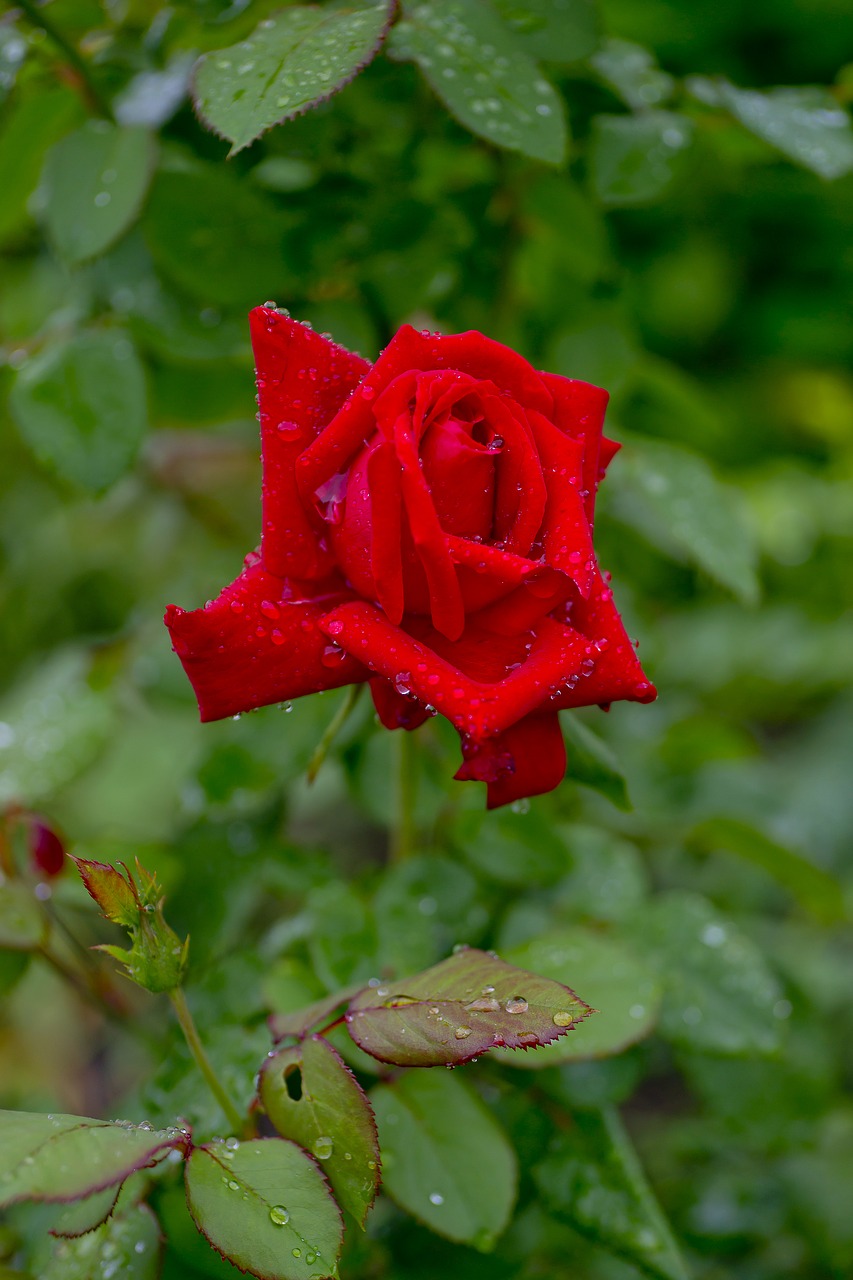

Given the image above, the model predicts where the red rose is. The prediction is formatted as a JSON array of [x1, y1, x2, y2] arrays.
[[165, 309, 655, 808]]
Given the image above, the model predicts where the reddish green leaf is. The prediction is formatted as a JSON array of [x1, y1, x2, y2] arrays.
[[270, 983, 366, 1043], [345, 947, 593, 1067], [184, 1138, 343, 1280], [73, 858, 139, 928], [259, 1036, 380, 1226]]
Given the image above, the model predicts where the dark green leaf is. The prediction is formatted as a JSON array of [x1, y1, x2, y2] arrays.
[[39, 1202, 162, 1279], [40, 123, 156, 265], [387, 0, 567, 164], [184, 1138, 344, 1280], [371, 1071, 517, 1248], [259, 1036, 380, 1226], [534, 1107, 689, 1280], [494, 929, 661, 1066], [10, 330, 147, 493], [608, 437, 760, 603], [491, 0, 599, 62], [455, 806, 570, 886], [562, 714, 631, 810], [591, 111, 694, 205], [590, 39, 674, 109], [0, 882, 46, 951], [193, 3, 395, 154], [0, 1112, 187, 1206], [346, 946, 593, 1066], [0, 87, 82, 244]]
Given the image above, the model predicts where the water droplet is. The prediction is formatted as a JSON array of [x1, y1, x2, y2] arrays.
[[270, 1205, 290, 1225], [455, 1025, 473, 1039], [94, 191, 111, 207], [292, 1248, 302, 1258], [552, 1010, 574, 1027], [429, 1192, 444, 1205], [505, 996, 528, 1014], [228, 1179, 240, 1191], [465, 996, 500, 1013], [313, 1135, 334, 1160], [511, 798, 530, 814]]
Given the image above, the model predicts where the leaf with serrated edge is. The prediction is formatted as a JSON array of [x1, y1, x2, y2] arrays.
[[193, 2, 395, 154], [50, 1185, 121, 1238], [39, 1201, 162, 1280], [371, 1071, 517, 1248], [184, 1138, 343, 1280], [259, 1036, 380, 1227], [270, 983, 366, 1043], [345, 946, 593, 1067], [0, 1112, 187, 1207], [493, 929, 661, 1067]]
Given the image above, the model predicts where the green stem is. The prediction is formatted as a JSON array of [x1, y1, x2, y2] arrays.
[[168, 987, 247, 1137], [305, 683, 363, 785], [390, 729, 417, 863], [16, 0, 113, 119]]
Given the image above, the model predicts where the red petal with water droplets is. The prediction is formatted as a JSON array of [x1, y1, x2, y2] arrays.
[[539, 372, 608, 525], [370, 677, 433, 731], [455, 711, 567, 809]]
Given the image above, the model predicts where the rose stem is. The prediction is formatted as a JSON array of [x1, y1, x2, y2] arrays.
[[390, 728, 417, 862], [168, 987, 248, 1137], [305, 683, 364, 785]]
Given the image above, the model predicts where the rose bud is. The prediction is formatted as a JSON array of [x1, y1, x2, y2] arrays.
[[28, 817, 67, 878]]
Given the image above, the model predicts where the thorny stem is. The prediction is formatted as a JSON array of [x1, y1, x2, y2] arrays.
[[168, 987, 248, 1138], [15, 0, 113, 118], [390, 728, 417, 863], [306, 683, 364, 785]]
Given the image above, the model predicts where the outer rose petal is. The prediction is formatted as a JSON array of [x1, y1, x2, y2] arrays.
[[250, 307, 370, 580], [455, 712, 567, 809], [370, 677, 433, 731], [553, 570, 657, 709], [165, 557, 366, 722], [539, 372, 608, 524]]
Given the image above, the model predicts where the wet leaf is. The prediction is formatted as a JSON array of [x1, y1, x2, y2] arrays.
[[40, 122, 156, 265], [10, 330, 147, 494], [259, 1036, 380, 1226], [345, 946, 593, 1066], [270, 984, 366, 1043], [590, 39, 674, 110], [193, 2, 395, 154], [494, 929, 661, 1066], [0, 882, 46, 951], [591, 111, 694, 205], [73, 858, 139, 928], [0, 87, 82, 244], [371, 1070, 517, 1248], [491, 0, 599, 62], [534, 1107, 689, 1280], [49, 1184, 121, 1238], [39, 1201, 162, 1279], [562, 714, 631, 810], [387, 0, 567, 164], [0, 1112, 187, 1206], [184, 1138, 343, 1280]]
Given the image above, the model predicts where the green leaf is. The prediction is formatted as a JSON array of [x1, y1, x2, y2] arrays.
[[345, 946, 593, 1066], [692, 78, 853, 180], [371, 1071, 517, 1248], [9, 330, 148, 493], [691, 817, 847, 925], [184, 1138, 344, 1280], [0, 950, 30, 996], [590, 111, 694, 205], [590, 39, 674, 110], [49, 1185, 121, 1238], [40, 122, 156, 265], [562, 714, 631, 810], [494, 929, 661, 1066], [193, 2, 395, 154], [490, 0, 599, 62], [0, 1111, 187, 1207], [0, 87, 82, 244], [534, 1107, 689, 1280], [387, 0, 567, 164], [0, 882, 46, 951], [259, 1036, 380, 1226], [39, 1202, 162, 1279], [455, 806, 570, 886], [608, 437, 760, 603], [627, 892, 783, 1055]]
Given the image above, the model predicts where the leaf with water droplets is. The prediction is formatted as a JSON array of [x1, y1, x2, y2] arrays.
[[259, 1036, 380, 1227], [193, 2, 395, 154], [590, 39, 674, 110], [491, 0, 599, 62], [269, 983, 367, 1043], [0, 1111, 187, 1207], [387, 0, 567, 164], [534, 1106, 689, 1280], [345, 946, 593, 1066], [371, 1070, 517, 1247], [184, 1138, 343, 1280], [49, 1184, 122, 1238], [492, 928, 661, 1066], [562, 713, 631, 810], [40, 121, 156, 265], [38, 1201, 163, 1280], [590, 111, 694, 205]]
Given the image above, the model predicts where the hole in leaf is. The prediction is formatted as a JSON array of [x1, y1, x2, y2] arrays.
[[283, 1064, 303, 1101]]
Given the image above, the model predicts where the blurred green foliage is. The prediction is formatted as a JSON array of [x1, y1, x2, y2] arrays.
[[1, 0, 852, 1277]]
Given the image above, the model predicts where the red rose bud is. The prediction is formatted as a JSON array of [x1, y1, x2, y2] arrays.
[[165, 312, 656, 809], [28, 818, 66, 878]]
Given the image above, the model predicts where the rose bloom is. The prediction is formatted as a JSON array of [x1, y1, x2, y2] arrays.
[[165, 309, 655, 808]]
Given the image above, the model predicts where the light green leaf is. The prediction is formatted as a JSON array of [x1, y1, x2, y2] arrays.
[[562, 714, 631, 810], [259, 1036, 380, 1226], [591, 111, 693, 205], [371, 1071, 517, 1248], [40, 122, 156, 265], [0, 882, 46, 951], [10, 330, 147, 493], [0, 87, 82, 244], [50, 1184, 121, 1238], [494, 929, 661, 1066], [491, 0, 599, 62], [39, 1202, 162, 1279], [590, 39, 674, 109], [388, 0, 567, 164], [608, 437, 760, 603], [534, 1107, 689, 1280], [627, 892, 783, 1055], [193, 2, 394, 154], [184, 1138, 344, 1279]]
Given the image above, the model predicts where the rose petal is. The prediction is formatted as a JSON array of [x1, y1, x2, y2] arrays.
[[250, 307, 370, 579], [370, 677, 433, 731], [165, 558, 366, 722], [455, 712, 567, 809], [526, 409, 596, 597], [551, 569, 657, 708], [539, 372, 609, 524]]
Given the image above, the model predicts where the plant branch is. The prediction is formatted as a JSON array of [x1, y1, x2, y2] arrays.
[[168, 987, 248, 1137], [390, 728, 417, 862], [306, 683, 363, 784], [15, 0, 113, 118]]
